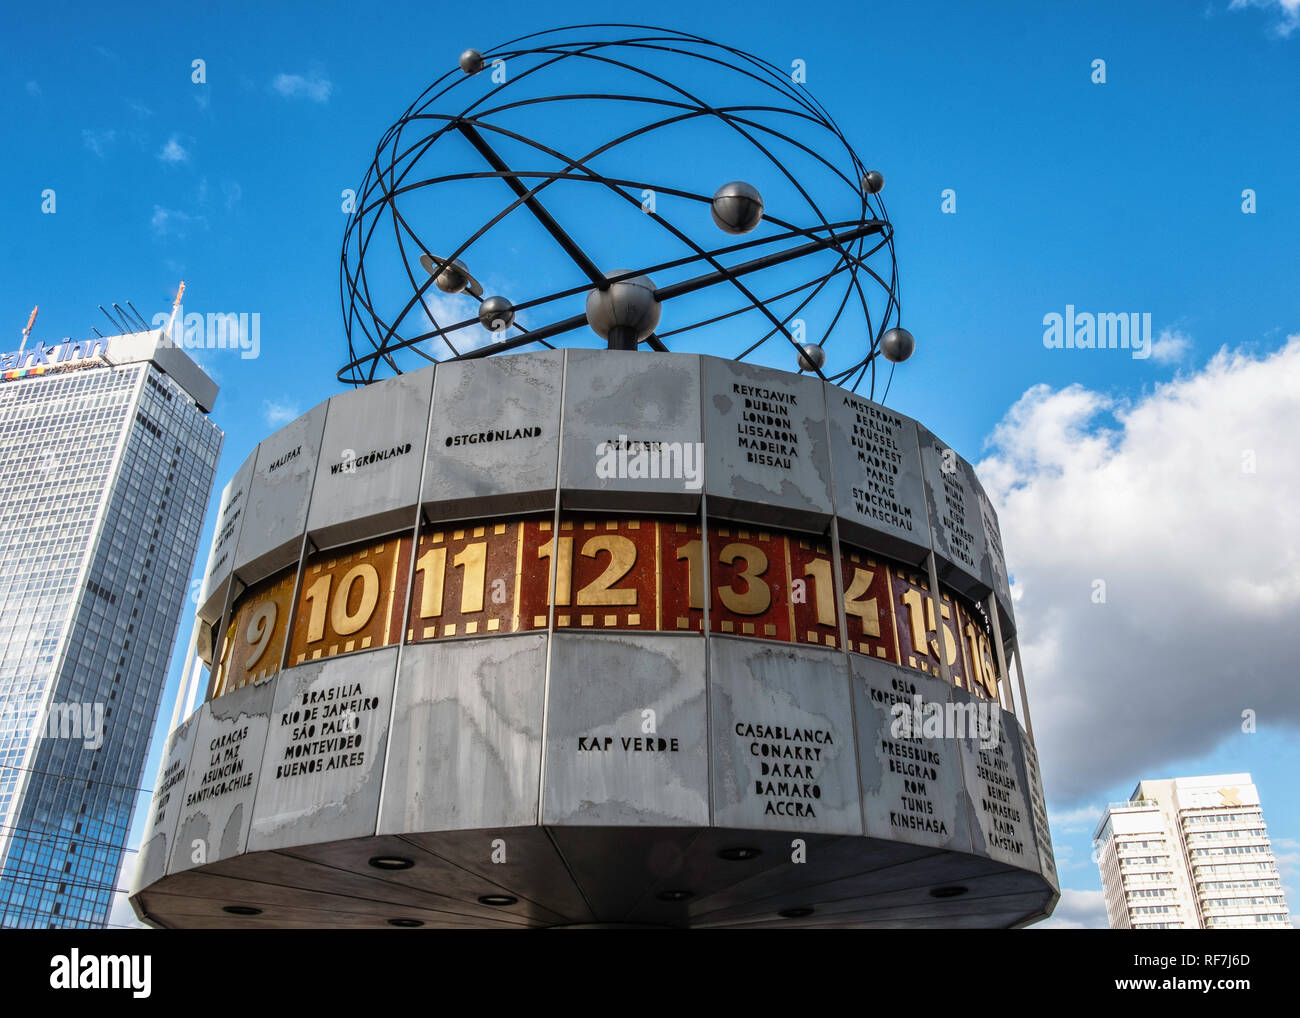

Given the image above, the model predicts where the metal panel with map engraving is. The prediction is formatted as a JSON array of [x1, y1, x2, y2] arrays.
[[423, 351, 562, 521], [826, 387, 930, 565], [543, 632, 708, 826], [198, 452, 256, 623], [131, 711, 200, 893], [307, 370, 433, 549], [171, 677, 275, 872], [247, 648, 398, 852], [916, 423, 988, 600], [954, 686, 1038, 871], [560, 349, 703, 512], [234, 403, 327, 585], [851, 656, 973, 852], [379, 634, 547, 833], [702, 356, 832, 529], [709, 636, 861, 834]]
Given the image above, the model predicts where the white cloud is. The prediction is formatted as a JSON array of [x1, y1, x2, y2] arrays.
[[150, 205, 203, 238], [272, 72, 332, 103], [158, 134, 190, 164], [415, 289, 502, 359], [978, 336, 1300, 803], [1030, 888, 1109, 929], [222, 180, 243, 211], [1230, 0, 1300, 36], [1150, 327, 1191, 364], [263, 400, 301, 426], [25, 80, 41, 97], [82, 128, 116, 157], [1049, 803, 1104, 832]]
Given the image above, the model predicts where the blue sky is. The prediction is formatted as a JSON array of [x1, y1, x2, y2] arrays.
[[3, 0, 1298, 928]]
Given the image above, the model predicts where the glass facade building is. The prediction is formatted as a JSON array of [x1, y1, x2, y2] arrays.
[[0, 332, 220, 927]]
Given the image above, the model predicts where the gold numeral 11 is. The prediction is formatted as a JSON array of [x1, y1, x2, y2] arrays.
[[415, 541, 487, 617]]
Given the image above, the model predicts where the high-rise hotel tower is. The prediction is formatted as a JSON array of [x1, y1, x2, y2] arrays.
[[0, 329, 220, 927], [1095, 773, 1292, 929]]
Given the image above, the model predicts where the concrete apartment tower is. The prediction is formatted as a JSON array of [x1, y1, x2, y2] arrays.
[[0, 329, 220, 927], [1095, 773, 1292, 929]]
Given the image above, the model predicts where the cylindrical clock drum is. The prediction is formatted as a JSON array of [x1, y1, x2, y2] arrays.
[[130, 351, 1057, 928]]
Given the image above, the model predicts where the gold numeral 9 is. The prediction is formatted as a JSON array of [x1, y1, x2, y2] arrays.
[[245, 601, 277, 668]]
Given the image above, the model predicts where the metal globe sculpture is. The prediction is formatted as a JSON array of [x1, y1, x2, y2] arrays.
[[340, 24, 910, 397]]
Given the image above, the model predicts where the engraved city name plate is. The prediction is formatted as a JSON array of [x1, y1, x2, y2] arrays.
[[543, 633, 708, 826], [1012, 721, 1058, 889], [703, 356, 833, 529], [379, 634, 547, 834], [307, 368, 434, 549], [825, 386, 930, 565], [560, 349, 703, 512], [709, 636, 861, 834], [916, 424, 988, 600], [247, 648, 397, 852], [171, 677, 275, 873], [198, 452, 256, 623], [972, 477, 1016, 637], [234, 402, 327, 585], [954, 686, 1037, 870], [424, 351, 562, 521], [131, 711, 200, 892], [850, 656, 972, 852]]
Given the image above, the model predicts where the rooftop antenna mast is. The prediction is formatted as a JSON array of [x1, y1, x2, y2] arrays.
[[165, 281, 186, 343], [17, 306, 38, 358], [99, 304, 130, 333], [113, 303, 149, 332], [125, 301, 151, 331]]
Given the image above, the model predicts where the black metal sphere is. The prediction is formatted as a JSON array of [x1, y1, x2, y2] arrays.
[[459, 49, 484, 75], [861, 170, 885, 194], [585, 273, 662, 344], [478, 296, 515, 332], [711, 181, 764, 235], [797, 343, 826, 372], [880, 327, 914, 362]]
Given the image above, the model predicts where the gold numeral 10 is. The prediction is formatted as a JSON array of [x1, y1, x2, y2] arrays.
[[302, 563, 380, 643]]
